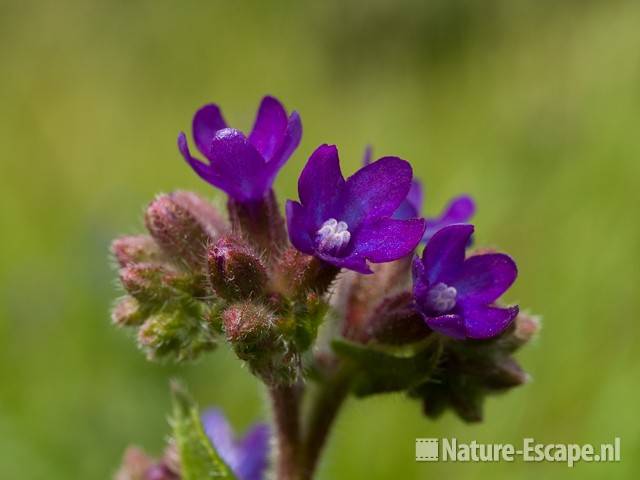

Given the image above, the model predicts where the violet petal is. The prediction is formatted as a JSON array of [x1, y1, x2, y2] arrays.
[[424, 314, 466, 340], [350, 217, 426, 263], [461, 304, 519, 339], [422, 224, 474, 285], [454, 253, 518, 305], [248, 96, 288, 162], [192, 104, 228, 158], [339, 156, 413, 227]]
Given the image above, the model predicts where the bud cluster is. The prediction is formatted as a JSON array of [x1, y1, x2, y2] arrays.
[[111, 191, 223, 361], [112, 189, 338, 381], [409, 313, 540, 422]]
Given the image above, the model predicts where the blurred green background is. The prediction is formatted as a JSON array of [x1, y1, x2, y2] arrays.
[[1, 0, 639, 478]]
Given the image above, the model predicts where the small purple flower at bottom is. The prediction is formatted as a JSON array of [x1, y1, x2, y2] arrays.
[[286, 145, 426, 274], [363, 146, 475, 242], [202, 409, 270, 480], [412, 224, 518, 340], [178, 96, 302, 203]]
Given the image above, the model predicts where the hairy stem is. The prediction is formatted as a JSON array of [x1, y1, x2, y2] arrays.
[[270, 383, 302, 480], [301, 367, 352, 478]]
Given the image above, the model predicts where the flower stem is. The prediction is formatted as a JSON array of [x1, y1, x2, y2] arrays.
[[301, 366, 352, 478], [270, 383, 302, 480]]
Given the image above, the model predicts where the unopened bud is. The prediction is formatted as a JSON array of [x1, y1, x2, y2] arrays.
[[138, 312, 183, 358], [111, 235, 162, 267], [367, 292, 431, 345], [275, 247, 339, 298], [145, 192, 223, 271], [222, 302, 297, 384], [484, 357, 529, 390], [222, 302, 276, 357], [119, 263, 194, 303], [115, 446, 153, 480], [112, 296, 145, 327], [207, 236, 268, 301], [497, 311, 541, 352], [171, 190, 226, 237]]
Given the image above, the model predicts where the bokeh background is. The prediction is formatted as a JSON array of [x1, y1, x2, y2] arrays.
[[1, 0, 639, 478]]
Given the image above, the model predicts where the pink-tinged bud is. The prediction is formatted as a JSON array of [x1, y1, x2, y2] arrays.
[[171, 190, 227, 237], [512, 312, 541, 346], [222, 302, 276, 353], [138, 312, 182, 357], [274, 247, 339, 298], [115, 446, 153, 480], [119, 263, 195, 303], [497, 311, 541, 353], [145, 192, 224, 271], [222, 302, 297, 384], [484, 357, 529, 390], [207, 236, 268, 301], [111, 235, 162, 267], [114, 446, 179, 480], [111, 296, 145, 327], [227, 189, 287, 258], [367, 292, 431, 345], [343, 260, 412, 342]]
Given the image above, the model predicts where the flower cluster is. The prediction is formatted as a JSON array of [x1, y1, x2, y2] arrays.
[[111, 96, 537, 480]]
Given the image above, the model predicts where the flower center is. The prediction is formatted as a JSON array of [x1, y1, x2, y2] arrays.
[[316, 218, 351, 254], [427, 282, 457, 313]]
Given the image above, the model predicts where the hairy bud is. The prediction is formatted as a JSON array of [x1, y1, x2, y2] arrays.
[[222, 302, 297, 384], [222, 302, 276, 356], [409, 310, 538, 423], [207, 236, 268, 301], [367, 292, 431, 345], [145, 192, 224, 271], [115, 446, 179, 480], [111, 235, 163, 267], [275, 247, 339, 298], [137, 310, 216, 362], [112, 296, 145, 327], [119, 263, 196, 303]]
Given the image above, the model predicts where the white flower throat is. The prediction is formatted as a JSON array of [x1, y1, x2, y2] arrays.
[[316, 218, 351, 254], [427, 282, 457, 313]]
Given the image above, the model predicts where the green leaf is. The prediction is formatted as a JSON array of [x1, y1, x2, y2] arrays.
[[170, 381, 237, 480], [332, 338, 443, 397]]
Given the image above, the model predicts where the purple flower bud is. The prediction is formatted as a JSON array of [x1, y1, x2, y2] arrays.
[[144, 192, 224, 271], [367, 292, 431, 345], [207, 236, 268, 301], [286, 145, 426, 274], [111, 235, 162, 267], [413, 224, 518, 340], [178, 96, 302, 204]]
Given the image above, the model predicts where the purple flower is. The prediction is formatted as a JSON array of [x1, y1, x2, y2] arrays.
[[412, 224, 518, 340], [202, 409, 270, 480], [178, 96, 302, 203], [363, 146, 475, 242], [286, 145, 426, 274]]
